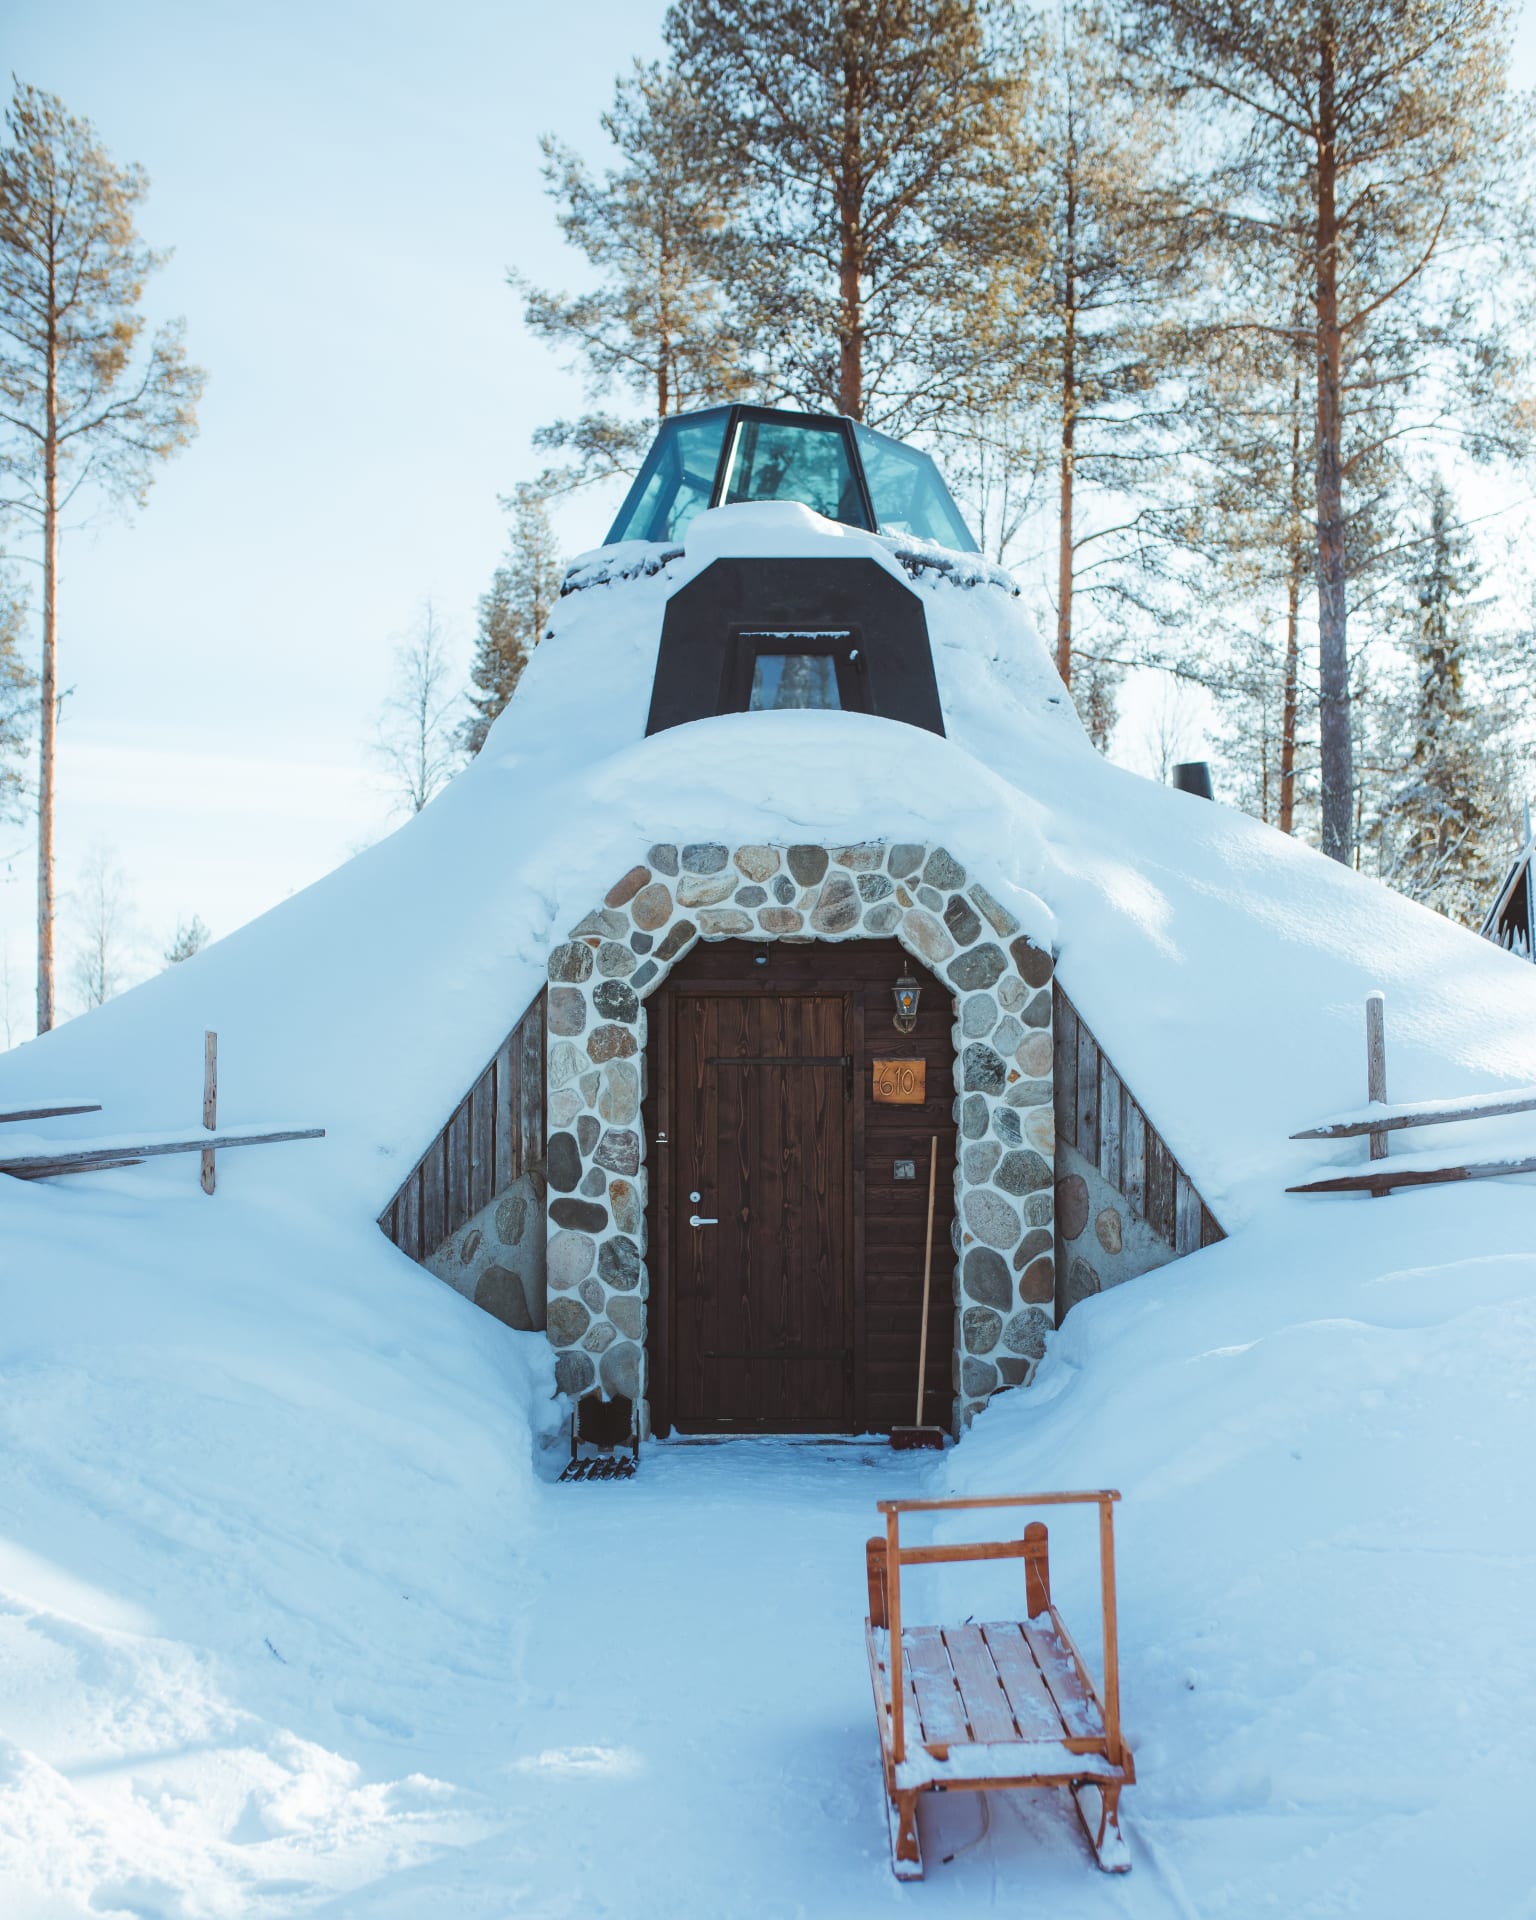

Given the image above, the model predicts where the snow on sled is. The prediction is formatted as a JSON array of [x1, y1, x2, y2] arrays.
[[864, 1492, 1133, 1879]]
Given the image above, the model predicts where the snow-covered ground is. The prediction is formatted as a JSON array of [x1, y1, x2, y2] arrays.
[[2, 1163, 1532, 1917], [4, 501, 1536, 1914]]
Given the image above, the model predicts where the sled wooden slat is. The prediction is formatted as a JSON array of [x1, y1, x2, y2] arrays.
[[983, 1622, 1067, 1740], [864, 1492, 1133, 1881]]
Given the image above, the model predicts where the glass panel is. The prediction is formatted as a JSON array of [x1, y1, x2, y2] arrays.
[[605, 409, 730, 545], [852, 422, 978, 552], [720, 416, 869, 528], [748, 652, 842, 711]]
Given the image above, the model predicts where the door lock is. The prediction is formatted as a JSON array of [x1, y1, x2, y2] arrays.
[[689, 1213, 719, 1228]]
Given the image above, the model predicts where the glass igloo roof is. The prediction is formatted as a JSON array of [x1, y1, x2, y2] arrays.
[[605, 404, 978, 553]]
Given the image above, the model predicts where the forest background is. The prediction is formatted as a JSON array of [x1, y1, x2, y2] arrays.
[[3, 0, 1536, 1039]]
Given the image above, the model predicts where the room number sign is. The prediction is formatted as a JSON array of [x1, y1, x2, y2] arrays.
[[872, 1059, 926, 1104]]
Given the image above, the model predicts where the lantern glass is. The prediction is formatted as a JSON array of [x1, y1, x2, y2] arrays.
[[893, 971, 921, 1033]]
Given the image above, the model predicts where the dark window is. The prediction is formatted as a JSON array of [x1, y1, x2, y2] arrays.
[[749, 651, 843, 711], [719, 415, 870, 529], [730, 630, 865, 715]]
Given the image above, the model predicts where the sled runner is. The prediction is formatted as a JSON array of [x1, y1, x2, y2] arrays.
[[864, 1492, 1133, 1879]]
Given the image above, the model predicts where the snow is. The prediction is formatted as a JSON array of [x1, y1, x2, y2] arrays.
[[1, 498, 1535, 1912]]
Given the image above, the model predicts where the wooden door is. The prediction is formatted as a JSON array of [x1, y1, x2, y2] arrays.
[[672, 990, 854, 1430]]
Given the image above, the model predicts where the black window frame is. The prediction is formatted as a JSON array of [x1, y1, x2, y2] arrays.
[[725, 627, 872, 717]]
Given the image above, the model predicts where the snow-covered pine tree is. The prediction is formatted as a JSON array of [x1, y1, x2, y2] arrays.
[[461, 489, 562, 757], [1366, 477, 1524, 925]]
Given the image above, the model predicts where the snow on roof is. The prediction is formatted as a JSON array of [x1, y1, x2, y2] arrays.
[[4, 501, 1536, 1232]]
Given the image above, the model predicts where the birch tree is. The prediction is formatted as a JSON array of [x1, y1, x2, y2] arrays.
[[0, 81, 203, 1030], [374, 603, 461, 816]]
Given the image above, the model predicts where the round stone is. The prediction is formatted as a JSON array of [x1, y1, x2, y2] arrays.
[[656, 920, 697, 962], [549, 941, 595, 983], [579, 1167, 606, 1197], [968, 884, 1019, 938], [597, 940, 638, 977], [598, 1234, 641, 1290], [495, 1192, 529, 1245], [474, 1264, 533, 1331], [962, 1305, 1002, 1354], [631, 881, 674, 930], [759, 907, 804, 934], [1020, 990, 1052, 1029], [961, 993, 997, 1038], [1018, 1255, 1055, 1302], [698, 908, 753, 936], [632, 960, 658, 991], [902, 908, 955, 968], [1009, 935, 1054, 988], [961, 1356, 999, 1399], [608, 1177, 641, 1237], [961, 1094, 990, 1139], [598, 1060, 641, 1126], [601, 1341, 643, 1400], [990, 1014, 1024, 1059], [550, 1198, 608, 1233], [949, 943, 1006, 991], [1002, 1307, 1051, 1359], [1015, 1227, 1052, 1266], [962, 1187, 1020, 1249], [554, 1351, 596, 1395], [962, 1140, 1002, 1183], [594, 1129, 640, 1175], [961, 1043, 1006, 1095], [943, 894, 982, 946], [678, 870, 738, 908], [630, 931, 653, 954], [810, 873, 861, 934], [578, 1277, 605, 1313], [995, 1149, 1051, 1196], [997, 974, 1029, 1013], [857, 872, 894, 902], [548, 987, 588, 1036], [582, 1319, 617, 1353], [587, 1024, 637, 1063], [547, 1040, 589, 1091], [548, 1088, 581, 1127], [1095, 1207, 1123, 1255], [917, 884, 944, 911], [832, 842, 884, 871], [887, 843, 924, 878], [735, 885, 767, 908], [991, 1105, 1022, 1146], [546, 1132, 582, 1193], [605, 864, 650, 908], [1025, 1105, 1055, 1154], [1023, 1191, 1053, 1228], [962, 1246, 1012, 1308], [593, 980, 639, 1021], [787, 845, 829, 886], [681, 842, 729, 873], [1017, 1030, 1052, 1077], [1056, 1174, 1089, 1240], [547, 1296, 590, 1347], [863, 902, 901, 935], [575, 1114, 599, 1155], [608, 1295, 644, 1340], [1066, 1256, 1101, 1310], [923, 848, 966, 890], [734, 845, 780, 881], [647, 842, 679, 875]]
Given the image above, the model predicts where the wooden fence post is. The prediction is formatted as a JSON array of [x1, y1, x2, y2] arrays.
[[1365, 993, 1387, 1194], [202, 1031, 217, 1195]]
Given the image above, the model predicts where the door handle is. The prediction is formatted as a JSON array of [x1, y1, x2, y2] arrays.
[[689, 1213, 719, 1228]]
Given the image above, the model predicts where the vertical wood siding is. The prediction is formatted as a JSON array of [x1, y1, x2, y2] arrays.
[[377, 991, 548, 1264], [1053, 984, 1223, 1253]]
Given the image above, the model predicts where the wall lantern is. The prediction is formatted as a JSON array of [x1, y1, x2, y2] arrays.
[[892, 969, 921, 1033]]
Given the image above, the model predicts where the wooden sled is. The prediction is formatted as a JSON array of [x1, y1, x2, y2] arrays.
[[865, 1492, 1134, 1879]]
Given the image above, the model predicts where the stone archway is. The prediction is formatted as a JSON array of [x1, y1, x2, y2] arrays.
[[544, 840, 1057, 1432]]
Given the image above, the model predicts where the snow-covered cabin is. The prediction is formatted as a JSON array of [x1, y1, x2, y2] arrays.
[[8, 404, 1536, 1446]]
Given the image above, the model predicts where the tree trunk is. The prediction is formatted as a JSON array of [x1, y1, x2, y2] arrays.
[[1279, 384, 1304, 835], [837, 2, 865, 419], [1312, 25, 1353, 864], [1056, 122, 1078, 689], [37, 314, 58, 1035]]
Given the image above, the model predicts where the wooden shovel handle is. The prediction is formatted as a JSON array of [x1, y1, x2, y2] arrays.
[[914, 1135, 938, 1426]]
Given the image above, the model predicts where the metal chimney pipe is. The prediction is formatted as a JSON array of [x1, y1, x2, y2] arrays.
[[1172, 761, 1215, 801]]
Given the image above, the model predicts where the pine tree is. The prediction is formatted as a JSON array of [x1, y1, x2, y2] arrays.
[[1366, 477, 1523, 923], [665, 0, 1033, 431], [163, 915, 210, 965], [1129, 0, 1534, 867], [519, 61, 750, 489], [462, 488, 563, 756], [0, 81, 203, 1030]]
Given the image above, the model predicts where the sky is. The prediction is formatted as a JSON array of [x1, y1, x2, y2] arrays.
[[3, 0, 1536, 1039]]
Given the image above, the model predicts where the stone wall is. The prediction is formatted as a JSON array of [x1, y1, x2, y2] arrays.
[[1053, 1142, 1177, 1318], [424, 1167, 549, 1333], [543, 840, 1058, 1433]]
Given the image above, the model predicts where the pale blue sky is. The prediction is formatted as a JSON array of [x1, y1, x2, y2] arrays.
[[2, 2, 1534, 1034]]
